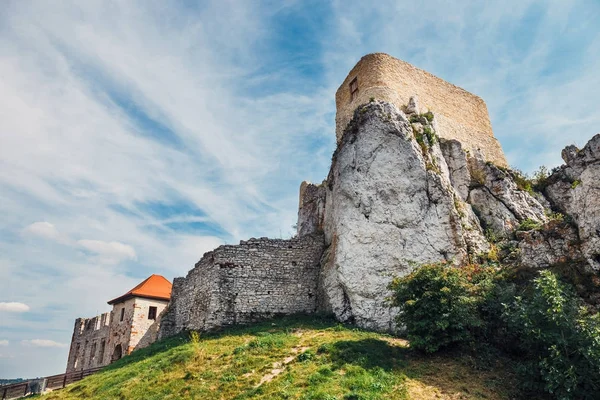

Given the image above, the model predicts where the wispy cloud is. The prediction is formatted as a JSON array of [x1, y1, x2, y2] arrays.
[[77, 240, 136, 264], [22, 222, 137, 265], [0, 340, 8, 346], [0, 303, 30, 313], [21, 339, 67, 348], [22, 222, 69, 244]]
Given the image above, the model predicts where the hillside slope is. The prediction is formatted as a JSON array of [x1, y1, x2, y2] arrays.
[[43, 316, 517, 400]]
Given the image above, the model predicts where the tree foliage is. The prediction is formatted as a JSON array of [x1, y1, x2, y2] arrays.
[[503, 270, 600, 399], [389, 263, 495, 353]]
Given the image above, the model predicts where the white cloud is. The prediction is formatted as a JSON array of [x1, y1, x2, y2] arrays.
[[21, 222, 137, 265], [22, 222, 71, 245], [0, 340, 8, 346], [0, 302, 30, 313], [77, 240, 137, 264], [21, 339, 67, 348]]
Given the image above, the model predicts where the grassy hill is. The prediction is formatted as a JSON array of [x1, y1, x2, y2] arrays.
[[42, 316, 518, 400]]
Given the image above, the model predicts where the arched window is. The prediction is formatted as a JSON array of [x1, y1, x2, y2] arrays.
[[111, 344, 123, 363]]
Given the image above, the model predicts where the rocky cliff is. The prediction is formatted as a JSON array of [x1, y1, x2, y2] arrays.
[[159, 98, 600, 339], [299, 99, 600, 331]]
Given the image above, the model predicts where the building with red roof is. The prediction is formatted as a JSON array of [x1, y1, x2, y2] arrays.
[[65, 275, 173, 373]]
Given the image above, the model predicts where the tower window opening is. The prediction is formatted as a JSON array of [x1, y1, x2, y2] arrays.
[[148, 306, 157, 320], [120, 308, 125, 322], [349, 77, 358, 100]]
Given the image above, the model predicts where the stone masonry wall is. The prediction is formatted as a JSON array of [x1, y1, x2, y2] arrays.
[[105, 298, 136, 361], [335, 53, 507, 167], [159, 233, 325, 338], [65, 312, 110, 372], [129, 297, 169, 351], [66, 297, 170, 372]]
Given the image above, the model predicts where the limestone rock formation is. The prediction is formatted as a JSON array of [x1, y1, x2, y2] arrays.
[[466, 156, 547, 238], [159, 98, 600, 339], [317, 101, 488, 331], [543, 134, 600, 271], [516, 220, 584, 270], [307, 101, 598, 331]]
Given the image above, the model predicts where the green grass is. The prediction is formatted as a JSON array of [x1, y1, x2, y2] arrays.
[[42, 316, 517, 400]]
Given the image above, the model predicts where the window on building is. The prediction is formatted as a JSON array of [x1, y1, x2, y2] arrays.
[[99, 339, 106, 364], [73, 343, 81, 369], [120, 308, 125, 322], [349, 77, 358, 100], [148, 306, 157, 320], [89, 342, 97, 366]]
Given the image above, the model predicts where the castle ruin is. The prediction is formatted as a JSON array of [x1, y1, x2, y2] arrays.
[[65, 275, 172, 373], [55, 53, 600, 382], [157, 53, 517, 336]]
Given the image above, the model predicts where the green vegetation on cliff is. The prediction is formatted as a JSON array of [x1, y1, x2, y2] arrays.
[[42, 316, 516, 400]]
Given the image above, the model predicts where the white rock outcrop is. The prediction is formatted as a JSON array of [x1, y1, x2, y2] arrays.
[[317, 101, 488, 331], [544, 134, 600, 271]]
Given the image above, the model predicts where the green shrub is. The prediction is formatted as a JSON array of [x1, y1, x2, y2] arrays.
[[389, 263, 495, 353], [297, 349, 316, 362], [484, 228, 499, 243], [532, 166, 550, 191], [545, 211, 564, 222], [423, 126, 436, 145], [510, 169, 534, 194], [571, 180, 581, 189], [517, 218, 542, 231], [502, 270, 600, 399], [189, 331, 200, 346], [423, 111, 434, 122]]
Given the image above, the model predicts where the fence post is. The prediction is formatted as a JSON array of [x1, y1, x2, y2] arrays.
[[80, 369, 84, 380], [2, 386, 7, 400], [63, 373, 67, 388], [24, 382, 29, 396]]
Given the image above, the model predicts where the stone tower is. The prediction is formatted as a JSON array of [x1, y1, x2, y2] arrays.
[[335, 53, 507, 167]]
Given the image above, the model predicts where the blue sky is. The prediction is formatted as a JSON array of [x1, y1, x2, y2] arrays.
[[1, 0, 599, 378]]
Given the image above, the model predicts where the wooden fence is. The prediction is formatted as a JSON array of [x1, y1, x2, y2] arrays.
[[1, 366, 103, 400]]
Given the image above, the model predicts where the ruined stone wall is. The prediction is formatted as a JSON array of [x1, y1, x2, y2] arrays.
[[130, 298, 169, 351], [66, 297, 170, 372], [297, 181, 326, 236], [105, 298, 136, 360], [65, 312, 110, 372], [159, 234, 325, 338], [335, 53, 507, 167]]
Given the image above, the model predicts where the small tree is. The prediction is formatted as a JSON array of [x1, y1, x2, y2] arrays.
[[503, 270, 600, 399], [389, 263, 494, 353]]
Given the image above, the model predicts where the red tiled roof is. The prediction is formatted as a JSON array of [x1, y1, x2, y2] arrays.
[[107, 274, 172, 305]]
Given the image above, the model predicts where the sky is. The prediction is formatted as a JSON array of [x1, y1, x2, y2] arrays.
[[1, 0, 599, 378]]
